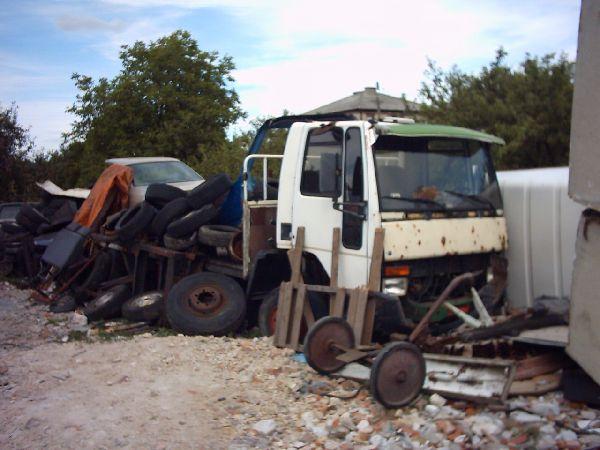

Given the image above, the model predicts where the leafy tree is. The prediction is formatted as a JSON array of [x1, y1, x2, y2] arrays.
[[0, 103, 36, 201], [66, 30, 244, 185], [419, 49, 574, 169]]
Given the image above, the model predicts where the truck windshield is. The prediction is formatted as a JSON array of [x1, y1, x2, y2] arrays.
[[374, 136, 502, 212]]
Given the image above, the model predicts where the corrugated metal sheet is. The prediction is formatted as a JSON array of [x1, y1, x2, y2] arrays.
[[497, 167, 583, 308]]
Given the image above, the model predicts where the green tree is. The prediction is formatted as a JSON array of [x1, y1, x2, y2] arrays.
[[66, 30, 245, 185], [419, 49, 574, 169], [0, 103, 36, 201]]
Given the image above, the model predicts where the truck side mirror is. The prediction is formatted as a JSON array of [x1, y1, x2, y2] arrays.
[[319, 152, 341, 199]]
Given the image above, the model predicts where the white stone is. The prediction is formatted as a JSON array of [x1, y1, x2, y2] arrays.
[[429, 393, 447, 407], [453, 435, 467, 444], [369, 434, 386, 448], [309, 425, 328, 438], [539, 424, 557, 436], [556, 429, 578, 441], [340, 412, 355, 430], [252, 419, 277, 435], [530, 401, 561, 417], [469, 414, 505, 436], [301, 411, 315, 427], [357, 419, 373, 434], [510, 411, 543, 423], [581, 410, 597, 420], [291, 442, 306, 449], [424, 404, 440, 417]]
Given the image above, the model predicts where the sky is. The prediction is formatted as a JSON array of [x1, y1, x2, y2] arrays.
[[0, 0, 581, 152]]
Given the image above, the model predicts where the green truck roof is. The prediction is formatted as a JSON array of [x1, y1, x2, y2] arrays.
[[376, 122, 505, 145]]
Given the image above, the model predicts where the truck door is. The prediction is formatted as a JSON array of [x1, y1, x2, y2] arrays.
[[291, 125, 369, 287]]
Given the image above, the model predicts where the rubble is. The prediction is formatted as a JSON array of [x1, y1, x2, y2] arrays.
[[0, 282, 598, 448]]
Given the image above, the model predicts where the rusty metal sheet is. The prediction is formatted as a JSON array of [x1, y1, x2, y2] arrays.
[[381, 217, 507, 261]]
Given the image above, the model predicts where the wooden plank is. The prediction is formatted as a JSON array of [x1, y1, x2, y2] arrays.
[[331, 288, 345, 316], [273, 282, 293, 347], [361, 296, 377, 345], [289, 226, 305, 286], [330, 227, 340, 288], [305, 284, 340, 294], [352, 288, 369, 343], [346, 288, 359, 332], [289, 284, 307, 350], [368, 228, 385, 291], [303, 298, 315, 327]]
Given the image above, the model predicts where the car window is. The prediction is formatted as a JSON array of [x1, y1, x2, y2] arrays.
[[130, 162, 203, 186]]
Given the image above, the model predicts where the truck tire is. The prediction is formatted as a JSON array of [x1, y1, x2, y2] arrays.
[[122, 291, 164, 322], [145, 183, 186, 208], [186, 174, 232, 209], [197, 225, 239, 247], [258, 288, 279, 336], [84, 284, 130, 321], [150, 197, 191, 237], [165, 204, 217, 238], [115, 202, 156, 242], [166, 272, 246, 336], [163, 231, 198, 251]]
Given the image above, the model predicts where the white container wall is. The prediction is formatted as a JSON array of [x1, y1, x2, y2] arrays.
[[497, 167, 583, 308]]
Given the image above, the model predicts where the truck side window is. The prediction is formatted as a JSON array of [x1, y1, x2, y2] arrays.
[[342, 127, 363, 249], [300, 127, 343, 196]]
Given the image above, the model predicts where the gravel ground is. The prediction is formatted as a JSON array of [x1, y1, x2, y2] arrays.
[[1, 281, 600, 449]]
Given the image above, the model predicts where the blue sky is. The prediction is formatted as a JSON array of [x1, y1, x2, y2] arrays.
[[0, 0, 581, 152]]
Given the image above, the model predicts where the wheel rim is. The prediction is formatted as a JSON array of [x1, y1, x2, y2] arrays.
[[186, 285, 226, 316], [304, 317, 355, 374], [370, 343, 425, 408]]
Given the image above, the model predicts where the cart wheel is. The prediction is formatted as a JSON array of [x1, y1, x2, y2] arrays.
[[369, 342, 426, 408], [304, 316, 355, 375]]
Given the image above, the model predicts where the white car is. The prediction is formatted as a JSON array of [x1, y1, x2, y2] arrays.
[[106, 157, 204, 206]]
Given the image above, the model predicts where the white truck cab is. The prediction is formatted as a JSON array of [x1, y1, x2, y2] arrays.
[[243, 117, 507, 330]]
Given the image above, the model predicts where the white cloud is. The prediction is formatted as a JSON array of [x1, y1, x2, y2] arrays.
[[56, 15, 126, 33], [16, 100, 74, 152]]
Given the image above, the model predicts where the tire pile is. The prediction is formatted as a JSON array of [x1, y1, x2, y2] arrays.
[[74, 173, 245, 333], [0, 197, 80, 278]]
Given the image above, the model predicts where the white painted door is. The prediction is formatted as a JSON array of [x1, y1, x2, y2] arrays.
[[291, 125, 369, 288]]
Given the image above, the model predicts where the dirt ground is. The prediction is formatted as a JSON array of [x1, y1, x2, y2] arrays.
[[1, 281, 600, 450]]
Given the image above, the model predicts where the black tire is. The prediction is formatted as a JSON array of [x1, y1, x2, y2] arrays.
[[258, 288, 279, 337], [145, 183, 186, 208], [186, 174, 232, 209], [37, 218, 71, 235], [73, 251, 112, 302], [163, 231, 198, 251], [107, 248, 128, 280], [166, 204, 217, 238], [150, 197, 191, 237], [166, 272, 246, 336], [122, 291, 164, 322], [50, 294, 77, 313], [84, 284, 131, 321], [115, 202, 157, 242], [197, 225, 239, 247]]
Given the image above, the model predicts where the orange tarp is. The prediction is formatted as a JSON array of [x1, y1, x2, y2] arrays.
[[74, 164, 133, 228]]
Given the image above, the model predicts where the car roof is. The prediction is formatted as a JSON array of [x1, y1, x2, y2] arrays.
[[106, 157, 180, 165]]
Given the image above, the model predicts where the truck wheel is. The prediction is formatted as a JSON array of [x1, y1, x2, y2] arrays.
[[258, 288, 279, 336], [166, 272, 246, 336], [186, 174, 232, 209], [197, 225, 239, 247]]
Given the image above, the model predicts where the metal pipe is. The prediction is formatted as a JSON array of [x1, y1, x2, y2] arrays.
[[409, 271, 481, 342]]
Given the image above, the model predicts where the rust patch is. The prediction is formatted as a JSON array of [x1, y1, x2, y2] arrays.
[[417, 240, 421, 246], [471, 226, 475, 233], [441, 236, 446, 246]]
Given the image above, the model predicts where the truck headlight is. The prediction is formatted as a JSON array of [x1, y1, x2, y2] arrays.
[[383, 277, 408, 297]]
